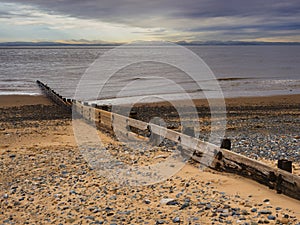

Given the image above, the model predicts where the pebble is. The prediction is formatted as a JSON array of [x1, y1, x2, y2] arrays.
[[93, 208, 100, 213], [172, 217, 180, 223], [92, 221, 104, 224], [175, 192, 183, 198], [241, 210, 249, 215], [59, 164, 66, 168], [9, 154, 16, 158], [267, 215, 276, 220], [160, 198, 175, 205], [259, 210, 272, 214], [69, 190, 77, 195], [167, 200, 179, 206], [179, 202, 189, 210], [85, 216, 95, 220], [251, 208, 257, 212], [144, 199, 151, 204]]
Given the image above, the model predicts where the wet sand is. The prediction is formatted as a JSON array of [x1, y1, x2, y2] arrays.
[[0, 94, 299, 224]]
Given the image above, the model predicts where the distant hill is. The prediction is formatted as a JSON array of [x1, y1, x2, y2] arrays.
[[0, 41, 120, 47], [175, 40, 300, 46], [0, 41, 300, 47]]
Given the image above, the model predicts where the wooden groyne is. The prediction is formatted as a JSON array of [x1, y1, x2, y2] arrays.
[[37, 80, 300, 201], [36, 80, 72, 110]]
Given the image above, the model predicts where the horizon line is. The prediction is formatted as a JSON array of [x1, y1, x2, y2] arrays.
[[1, 40, 300, 47]]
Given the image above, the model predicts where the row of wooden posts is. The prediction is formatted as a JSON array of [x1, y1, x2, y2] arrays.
[[37, 80, 300, 200]]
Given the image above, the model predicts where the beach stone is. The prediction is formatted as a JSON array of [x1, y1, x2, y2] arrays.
[[176, 192, 183, 198], [59, 164, 66, 168], [179, 202, 189, 210], [160, 198, 175, 205], [267, 215, 276, 220], [205, 203, 212, 210], [167, 200, 179, 205], [172, 217, 180, 223], [105, 207, 113, 211], [211, 213, 217, 217], [92, 221, 104, 224], [156, 220, 165, 224], [14, 201, 20, 206], [85, 216, 95, 220], [69, 190, 77, 195], [9, 154, 16, 158], [109, 195, 117, 200], [259, 210, 272, 215], [144, 199, 151, 204], [61, 171, 68, 175], [93, 208, 100, 213], [251, 208, 257, 212], [241, 210, 249, 215]]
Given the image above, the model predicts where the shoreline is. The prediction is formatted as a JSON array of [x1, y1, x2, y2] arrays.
[[1, 93, 299, 107]]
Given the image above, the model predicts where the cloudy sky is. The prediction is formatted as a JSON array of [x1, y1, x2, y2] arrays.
[[0, 0, 299, 43]]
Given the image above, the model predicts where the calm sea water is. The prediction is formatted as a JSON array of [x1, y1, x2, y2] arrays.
[[0, 46, 299, 103]]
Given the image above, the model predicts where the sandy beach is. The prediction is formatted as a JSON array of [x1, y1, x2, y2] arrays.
[[0, 94, 299, 224]]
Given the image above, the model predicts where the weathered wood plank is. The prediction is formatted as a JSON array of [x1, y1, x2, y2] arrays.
[[127, 117, 148, 130]]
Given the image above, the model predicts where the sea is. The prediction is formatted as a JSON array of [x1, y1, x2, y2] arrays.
[[0, 45, 299, 104]]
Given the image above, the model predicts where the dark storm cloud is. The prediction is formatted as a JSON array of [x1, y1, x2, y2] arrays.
[[188, 22, 300, 32], [1, 0, 299, 41], [172, 0, 300, 18], [2, 0, 299, 24]]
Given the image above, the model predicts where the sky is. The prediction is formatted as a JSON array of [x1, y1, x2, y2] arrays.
[[0, 0, 299, 43]]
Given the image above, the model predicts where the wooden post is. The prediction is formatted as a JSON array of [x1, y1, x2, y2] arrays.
[[148, 124, 162, 146], [221, 138, 231, 150], [278, 159, 292, 173], [129, 110, 137, 119]]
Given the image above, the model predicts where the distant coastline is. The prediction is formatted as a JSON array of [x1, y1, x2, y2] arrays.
[[1, 40, 300, 47]]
